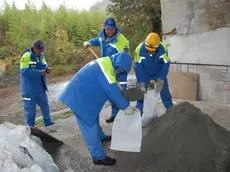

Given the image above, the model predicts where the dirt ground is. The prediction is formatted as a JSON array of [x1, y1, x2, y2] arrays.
[[0, 73, 135, 124], [0, 75, 73, 124], [38, 100, 230, 172]]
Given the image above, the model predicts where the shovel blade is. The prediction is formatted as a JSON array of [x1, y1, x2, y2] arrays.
[[122, 87, 145, 101], [30, 127, 63, 144]]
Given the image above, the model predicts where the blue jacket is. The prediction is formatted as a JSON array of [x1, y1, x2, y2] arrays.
[[134, 42, 170, 83], [58, 52, 132, 127], [20, 48, 48, 98], [89, 27, 130, 89], [89, 27, 130, 57]]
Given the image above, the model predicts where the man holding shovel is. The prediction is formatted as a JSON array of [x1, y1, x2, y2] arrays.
[[134, 32, 173, 115], [83, 17, 130, 123], [58, 52, 135, 166]]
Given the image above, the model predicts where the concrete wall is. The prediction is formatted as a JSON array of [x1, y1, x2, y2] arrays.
[[161, 0, 230, 35], [164, 28, 230, 65], [161, 0, 230, 66], [161, 0, 230, 104], [170, 64, 230, 105]]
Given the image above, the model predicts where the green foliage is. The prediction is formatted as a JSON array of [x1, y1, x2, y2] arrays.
[[0, 2, 106, 72], [35, 111, 73, 127], [107, 0, 162, 55]]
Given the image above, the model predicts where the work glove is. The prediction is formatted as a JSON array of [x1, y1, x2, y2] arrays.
[[83, 41, 91, 48], [125, 106, 136, 115], [45, 67, 52, 74], [155, 79, 164, 93], [139, 82, 147, 94], [41, 70, 46, 76]]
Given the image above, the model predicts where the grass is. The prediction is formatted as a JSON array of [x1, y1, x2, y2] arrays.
[[35, 111, 73, 127], [48, 64, 78, 77]]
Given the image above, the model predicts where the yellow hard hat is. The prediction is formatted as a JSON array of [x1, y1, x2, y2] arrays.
[[145, 32, 160, 51]]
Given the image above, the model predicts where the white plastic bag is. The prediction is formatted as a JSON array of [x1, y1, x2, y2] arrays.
[[142, 90, 160, 128], [110, 109, 142, 152], [0, 122, 59, 172]]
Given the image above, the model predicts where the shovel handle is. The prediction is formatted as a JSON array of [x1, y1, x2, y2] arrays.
[[88, 47, 99, 59]]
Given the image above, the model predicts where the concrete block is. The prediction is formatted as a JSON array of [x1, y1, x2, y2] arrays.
[[223, 84, 230, 91], [176, 64, 181, 72], [181, 64, 188, 72], [203, 67, 222, 81], [218, 81, 224, 86], [198, 88, 207, 101], [204, 79, 213, 87], [228, 67, 230, 73], [207, 88, 212, 95], [223, 91, 229, 104], [213, 86, 223, 97], [207, 95, 223, 104], [210, 66, 228, 72], [222, 73, 230, 82], [199, 73, 210, 80], [196, 66, 204, 73], [188, 65, 195, 73], [229, 92, 230, 105], [169, 64, 176, 72]]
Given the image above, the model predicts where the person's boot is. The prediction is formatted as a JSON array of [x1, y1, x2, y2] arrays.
[[44, 121, 55, 127], [105, 116, 115, 123], [101, 135, 111, 143], [93, 156, 116, 166]]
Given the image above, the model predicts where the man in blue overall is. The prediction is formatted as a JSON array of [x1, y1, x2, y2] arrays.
[[83, 17, 130, 123], [20, 40, 54, 127], [58, 52, 134, 166], [134, 32, 173, 115]]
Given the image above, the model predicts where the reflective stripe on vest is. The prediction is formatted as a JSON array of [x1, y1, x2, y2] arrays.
[[159, 53, 170, 63], [97, 57, 116, 84], [134, 43, 143, 63], [29, 61, 37, 65], [109, 34, 129, 53]]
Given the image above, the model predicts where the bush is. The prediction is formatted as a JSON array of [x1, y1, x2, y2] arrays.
[[0, 2, 107, 76]]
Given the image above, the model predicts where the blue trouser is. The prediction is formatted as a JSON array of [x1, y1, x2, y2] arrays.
[[23, 93, 53, 127], [75, 115, 106, 160], [136, 79, 173, 114], [110, 73, 127, 117]]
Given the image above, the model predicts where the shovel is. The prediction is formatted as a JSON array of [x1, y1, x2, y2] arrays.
[[122, 87, 145, 101]]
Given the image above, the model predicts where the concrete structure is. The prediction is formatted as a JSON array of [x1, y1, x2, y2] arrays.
[[170, 64, 230, 105], [160, 0, 230, 105]]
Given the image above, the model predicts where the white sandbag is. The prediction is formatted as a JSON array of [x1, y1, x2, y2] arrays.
[[110, 109, 142, 152], [0, 142, 43, 172], [142, 90, 160, 128], [0, 122, 59, 172], [21, 164, 44, 172]]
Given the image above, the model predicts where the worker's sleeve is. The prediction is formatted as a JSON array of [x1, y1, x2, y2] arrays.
[[20, 53, 41, 78], [117, 72, 128, 90], [134, 47, 146, 83], [89, 37, 100, 47], [123, 42, 130, 55], [99, 72, 129, 110], [158, 53, 170, 80], [42, 56, 48, 69]]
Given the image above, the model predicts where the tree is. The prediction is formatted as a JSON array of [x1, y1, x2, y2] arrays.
[[107, 0, 162, 54]]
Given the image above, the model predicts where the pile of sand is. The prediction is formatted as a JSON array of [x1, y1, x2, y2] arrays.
[[115, 102, 230, 172]]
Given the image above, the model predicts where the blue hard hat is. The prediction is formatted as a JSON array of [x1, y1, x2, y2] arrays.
[[104, 17, 116, 29]]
